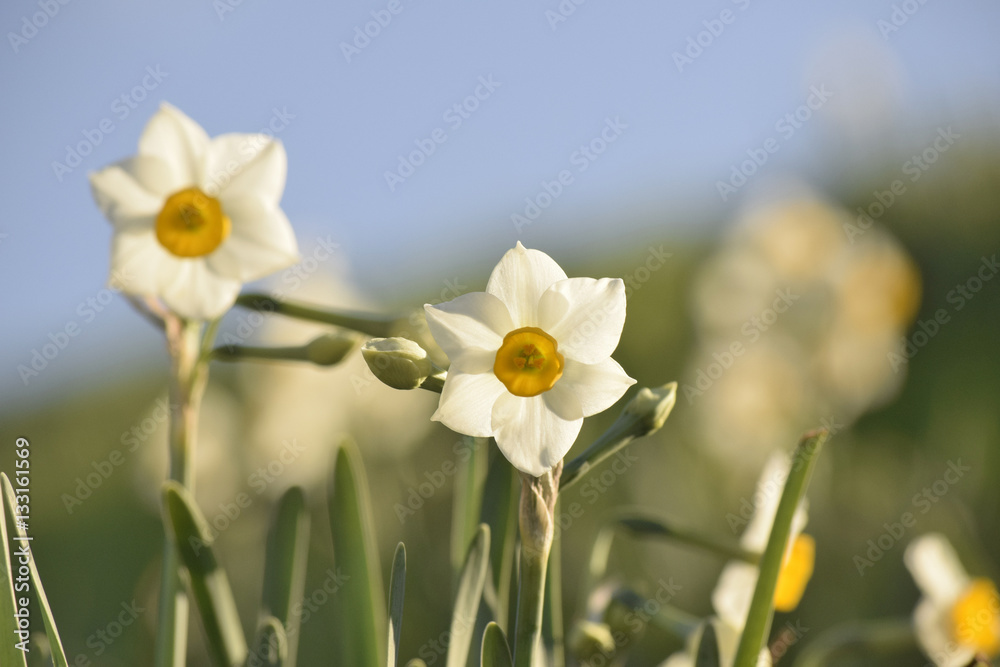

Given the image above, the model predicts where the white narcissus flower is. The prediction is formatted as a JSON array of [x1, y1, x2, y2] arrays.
[[661, 453, 814, 667], [905, 533, 1000, 667], [89, 103, 300, 320], [423, 242, 636, 476]]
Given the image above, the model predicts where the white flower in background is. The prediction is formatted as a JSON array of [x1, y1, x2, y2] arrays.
[[662, 453, 814, 667], [905, 533, 1000, 666], [89, 103, 299, 320], [424, 242, 635, 476]]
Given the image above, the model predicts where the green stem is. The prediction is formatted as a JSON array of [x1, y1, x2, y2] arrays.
[[513, 546, 549, 667], [155, 319, 213, 667], [792, 618, 915, 667], [544, 531, 565, 667], [513, 466, 560, 667], [732, 430, 828, 667], [236, 293, 395, 338]]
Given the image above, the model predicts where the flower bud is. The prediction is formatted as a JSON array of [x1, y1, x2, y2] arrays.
[[568, 620, 616, 663], [305, 333, 359, 366], [361, 337, 433, 390], [623, 381, 677, 436]]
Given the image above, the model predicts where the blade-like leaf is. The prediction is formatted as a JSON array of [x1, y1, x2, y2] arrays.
[[249, 616, 288, 667], [733, 429, 829, 667], [261, 487, 310, 667], [542, 535, 564, 667], [388, 543, 407, 667], [451, 437, 486, 576], [2, 473, 66, 667], [162, 481, 247, 667], [446, 525, 490, 667], [0, 474, 29, 667], [694, 621, 721, 667], [328, 439, 386, 667], [478, 448, 516, 631], [404, 661, 427, 667], [481, 622, 513, 667]]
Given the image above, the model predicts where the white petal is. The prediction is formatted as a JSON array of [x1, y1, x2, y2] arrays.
[[159, 259, 242, 320], [905, 533, 970, 607], [203, 134, 287, 205], [138, 103, 209, 192], [712, 561, 757, 630], [538, 277, 626, 364], [207, 196, 300, 281], [109, 229, 174, 295], [913, 597, 971, 667], [431, 371, 506, 438], [486, 242, 567, 328], [424, 293, 512, 367], [89, 160, 163, 232], [491, 393, 582, 476], [543, 357, 635, 421]]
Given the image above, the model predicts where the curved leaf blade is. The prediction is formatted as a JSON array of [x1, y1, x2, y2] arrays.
[[162, 481, 247, 667], [481, 622, 513, 667], [261, 486, 310, 667], [388, 543, 407, 667], [446, 525, 490, 667], [328, 439, 386, 667]]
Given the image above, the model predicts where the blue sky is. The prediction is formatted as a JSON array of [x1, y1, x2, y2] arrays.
[[2, 0, 999, 403]]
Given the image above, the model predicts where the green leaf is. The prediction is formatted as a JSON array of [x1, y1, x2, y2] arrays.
[[328, 438, 386, 667], [404, 661, 427, 667], [477, 449, 516, 631], [733, 429, 829, 667], [261, 486, 310, 667], [388, 543, 407, 667], [451, 437, 486, 576], [1, 473, 66, 667], [162, 481, 247, 667], [481, 622, 513, 667], [694, 621, 721, 667], [446, 524, 491, 667], [249, 616, 287, 667], [0, 474, 29, 667]]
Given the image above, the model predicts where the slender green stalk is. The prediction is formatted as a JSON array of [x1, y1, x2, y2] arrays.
[[236, 293, 395, 338], [512, 465, 561, 667], [513, 545, 549, 667], [155, 318, 214, 667], [732, 430, 828, 667]]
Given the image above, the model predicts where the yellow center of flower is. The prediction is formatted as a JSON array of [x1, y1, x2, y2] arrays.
[[493, 327, 564, 397], [773, 534, 815, 612], [155, 187, 231, 258], [951, 578, 1000, 656]]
